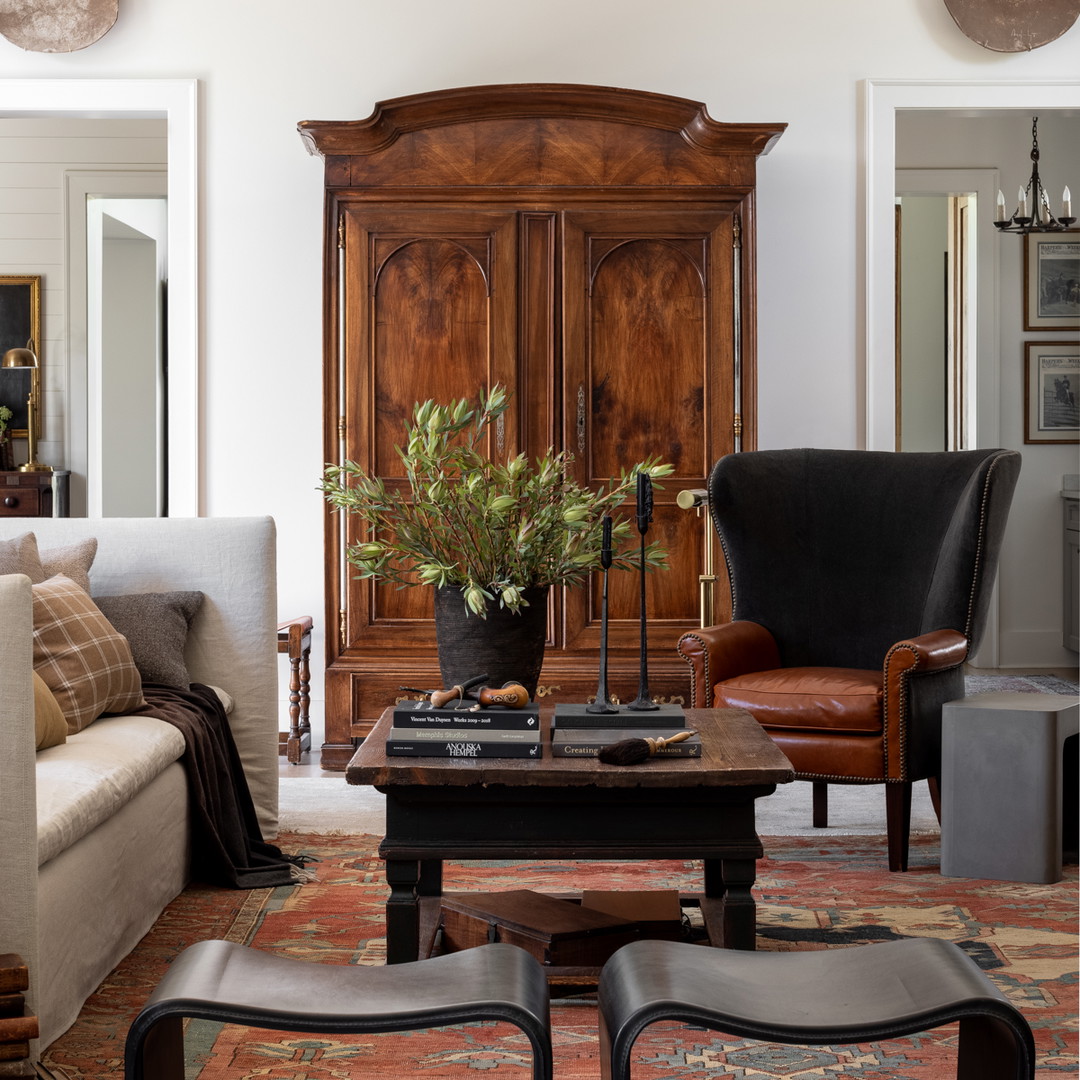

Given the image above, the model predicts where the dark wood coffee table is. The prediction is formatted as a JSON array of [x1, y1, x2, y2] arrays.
[[346, 707, 793, 968]]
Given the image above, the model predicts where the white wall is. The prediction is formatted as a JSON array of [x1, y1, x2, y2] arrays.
[[0, 2, 1078, 739]]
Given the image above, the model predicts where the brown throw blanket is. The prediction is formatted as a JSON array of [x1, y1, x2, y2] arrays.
[[135, 683, 313, 889]]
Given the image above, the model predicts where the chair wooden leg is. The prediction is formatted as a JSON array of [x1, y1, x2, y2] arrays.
[[927, 775, 942, 824], [885, 782, 912, 872], [812, 781, 828, 828]]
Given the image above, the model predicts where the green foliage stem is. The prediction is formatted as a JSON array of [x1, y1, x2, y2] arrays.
[[321, 385, 672, 617]]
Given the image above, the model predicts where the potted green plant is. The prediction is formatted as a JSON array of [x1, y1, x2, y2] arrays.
[[0, 405, 13, 471], [321, 385, 671, 695]]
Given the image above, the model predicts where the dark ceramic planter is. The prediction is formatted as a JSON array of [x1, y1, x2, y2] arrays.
[[433, 585, 549, 698]]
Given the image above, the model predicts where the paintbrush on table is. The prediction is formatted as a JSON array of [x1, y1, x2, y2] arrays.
[[597, 730, 698, 765]]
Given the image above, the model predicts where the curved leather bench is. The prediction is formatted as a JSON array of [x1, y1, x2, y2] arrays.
[[598, 937, 1034, 1080], [125, 940, 552, 1079]]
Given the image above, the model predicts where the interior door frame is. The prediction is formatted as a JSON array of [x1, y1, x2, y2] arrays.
[[0, 78, 199, 515]]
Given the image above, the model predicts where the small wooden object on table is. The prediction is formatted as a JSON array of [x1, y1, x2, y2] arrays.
[[0, 953, 38, 1076], [277, 617, 313, 764], [347, 706, 794, 981]]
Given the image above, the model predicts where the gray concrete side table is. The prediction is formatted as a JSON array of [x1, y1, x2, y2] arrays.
[[941, 692, 1078, 884]]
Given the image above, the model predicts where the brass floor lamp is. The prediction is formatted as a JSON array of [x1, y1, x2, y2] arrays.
[[2, 340, 51, 473], [677, 488, 716, 628]]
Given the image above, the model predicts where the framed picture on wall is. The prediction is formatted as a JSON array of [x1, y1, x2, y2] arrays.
[[0, 275, 42, 439], [1024, 232, 1079, 331], [1025, 341, 1079, 444]]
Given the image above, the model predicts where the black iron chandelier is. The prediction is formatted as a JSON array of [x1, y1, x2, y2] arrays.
[[994, 116, 1074, 235]]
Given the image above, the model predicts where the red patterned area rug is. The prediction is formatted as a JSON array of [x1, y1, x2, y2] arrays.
[[41, 834, 1077, 1079]]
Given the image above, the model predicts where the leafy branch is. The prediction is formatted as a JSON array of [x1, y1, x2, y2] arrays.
[[321, 386, 672, 616]]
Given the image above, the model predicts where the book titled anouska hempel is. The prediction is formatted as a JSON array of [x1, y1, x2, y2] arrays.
[[386, 739, 541, 758]]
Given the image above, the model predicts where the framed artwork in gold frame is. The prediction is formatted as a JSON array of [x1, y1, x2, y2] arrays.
[[0, 274, 42, 439]]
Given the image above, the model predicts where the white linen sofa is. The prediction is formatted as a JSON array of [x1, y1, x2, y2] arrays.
[[0, 516, 280, 1055]]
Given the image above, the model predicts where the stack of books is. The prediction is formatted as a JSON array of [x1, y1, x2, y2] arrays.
[[386, 699, 542, 758], [550, 702, 700, 758], [0, 953, 37, 1069]]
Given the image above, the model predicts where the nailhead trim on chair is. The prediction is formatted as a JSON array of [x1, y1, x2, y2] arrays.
[[964, 453, 1002, 643], [675, 631, 709, 709]]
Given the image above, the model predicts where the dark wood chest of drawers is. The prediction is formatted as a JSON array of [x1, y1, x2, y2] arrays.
[[0, 470, 70, 518]]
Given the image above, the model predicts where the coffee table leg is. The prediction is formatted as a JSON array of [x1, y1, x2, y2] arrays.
[[703, 857, 757, 950], [384, 858, 420, 963], [418, 858, 442, 897]]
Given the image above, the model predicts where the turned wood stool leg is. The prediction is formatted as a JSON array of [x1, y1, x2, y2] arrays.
[[278, 617, 314, 764]]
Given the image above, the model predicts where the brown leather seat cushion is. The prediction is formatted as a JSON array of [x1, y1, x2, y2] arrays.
[[712, 667, 883, 735]]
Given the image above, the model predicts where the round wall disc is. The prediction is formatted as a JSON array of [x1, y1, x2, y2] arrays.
[[944, 0, 1080, 52], [0, 0, 119, 53]]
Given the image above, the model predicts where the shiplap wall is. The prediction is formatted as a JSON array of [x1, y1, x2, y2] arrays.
[[0, 118, 166, 470]]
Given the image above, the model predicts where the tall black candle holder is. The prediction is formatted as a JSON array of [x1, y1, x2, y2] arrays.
[[586, 515, 618, 714], [626, 472, 659, 711]]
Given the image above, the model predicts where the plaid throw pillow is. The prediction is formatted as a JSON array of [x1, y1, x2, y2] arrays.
[[32, 574, 145, 733]]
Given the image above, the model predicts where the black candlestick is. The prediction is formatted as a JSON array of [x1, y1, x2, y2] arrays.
[[587, 515, 618, 714], [627, 472, 659, 711]]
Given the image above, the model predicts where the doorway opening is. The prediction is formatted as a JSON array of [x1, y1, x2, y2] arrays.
[[88, 196, 168, 517], [895, 191, 977, 452]]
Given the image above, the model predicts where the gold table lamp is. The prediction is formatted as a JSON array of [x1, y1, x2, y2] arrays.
[[2, 339, 51, 473]]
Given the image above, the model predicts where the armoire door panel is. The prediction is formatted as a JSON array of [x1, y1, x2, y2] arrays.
[[372, 237, 495, 476], [339, 206, 519, 651], [518, 212, 559, 460], [561, 210, 735, 654], [587, 238, 707, 478]]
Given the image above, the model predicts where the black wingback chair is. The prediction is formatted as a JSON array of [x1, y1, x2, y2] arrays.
[[677, 448, 1021, 871]]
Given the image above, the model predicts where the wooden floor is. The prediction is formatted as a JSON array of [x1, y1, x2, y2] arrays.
[[277, 664, 1079, 779]]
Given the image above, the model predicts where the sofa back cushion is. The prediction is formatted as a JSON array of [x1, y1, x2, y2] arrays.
[[32, 575, 145, 733]]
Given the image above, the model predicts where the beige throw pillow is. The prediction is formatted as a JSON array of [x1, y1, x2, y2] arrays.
[[0, 532, 41, 578], [0, 532, 98, 593], [33, 671, 67, 750], [32, 574, 145, 733]]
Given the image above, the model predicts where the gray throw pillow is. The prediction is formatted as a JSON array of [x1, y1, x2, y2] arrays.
[[93, 591, 205, 688]]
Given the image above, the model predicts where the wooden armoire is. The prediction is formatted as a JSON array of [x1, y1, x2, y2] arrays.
[[300, 85, 784, 769]]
